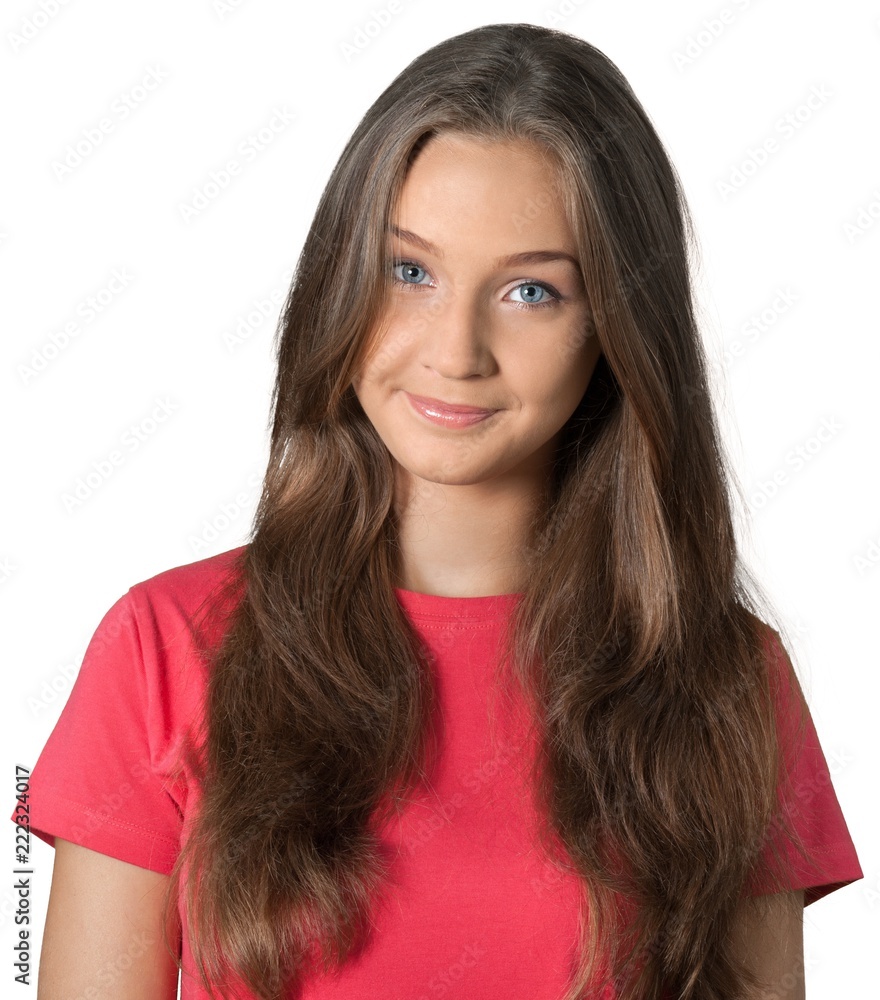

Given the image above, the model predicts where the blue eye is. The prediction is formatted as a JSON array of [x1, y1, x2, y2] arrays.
[[507, 280, 561, 311], [388, 258, 561, 310], [390, 260, 431, 285], [509, 283, 552, 307]]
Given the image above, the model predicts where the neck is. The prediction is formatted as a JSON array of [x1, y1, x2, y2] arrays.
[[392, 468, 546, 598]]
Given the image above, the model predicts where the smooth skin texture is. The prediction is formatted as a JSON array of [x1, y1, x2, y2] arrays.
[[37, 838, 179, 999], [352, 132, 602, 598], [730, 889, 806, 998]]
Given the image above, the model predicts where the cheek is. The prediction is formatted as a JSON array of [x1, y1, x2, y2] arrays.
[[359, 319, 413, 385], [509, 353, 577, 402]]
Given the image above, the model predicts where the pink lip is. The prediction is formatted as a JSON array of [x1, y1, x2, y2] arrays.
[[404, 392, 498, 428]]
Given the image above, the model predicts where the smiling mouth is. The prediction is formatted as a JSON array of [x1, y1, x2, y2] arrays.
[[404, 392, 499, 427]]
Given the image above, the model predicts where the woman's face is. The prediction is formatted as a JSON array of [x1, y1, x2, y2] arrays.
[[352, 132, 601, 496]]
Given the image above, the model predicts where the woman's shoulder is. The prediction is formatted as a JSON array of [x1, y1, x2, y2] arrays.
[[128, 544, 248, 612], [113, 544, 249, 696]]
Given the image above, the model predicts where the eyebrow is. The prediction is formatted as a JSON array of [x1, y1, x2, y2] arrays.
[[386, 224, 581, 271]]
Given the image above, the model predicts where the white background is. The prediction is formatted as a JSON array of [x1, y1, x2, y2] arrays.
[[2, 0, 878, 995]]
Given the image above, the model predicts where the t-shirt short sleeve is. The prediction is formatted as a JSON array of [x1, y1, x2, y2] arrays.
[[10, 590, 183, 875], [746, 630, 864, 906]]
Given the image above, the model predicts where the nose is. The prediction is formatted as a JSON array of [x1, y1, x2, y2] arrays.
[[418, 287, 496, 380]]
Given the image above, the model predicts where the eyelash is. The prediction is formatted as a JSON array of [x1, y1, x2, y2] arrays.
[[388, 258, 562, 311]]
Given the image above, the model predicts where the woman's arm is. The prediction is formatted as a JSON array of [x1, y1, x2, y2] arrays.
[[37, 838, 180, 999], [729, 889, 805, 1000]]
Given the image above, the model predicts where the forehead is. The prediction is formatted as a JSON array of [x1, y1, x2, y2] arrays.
[[391, 133, 575, 251]]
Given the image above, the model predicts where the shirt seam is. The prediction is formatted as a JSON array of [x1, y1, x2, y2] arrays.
[[34, 790, 180, 850], [403, 617, 506, 628]]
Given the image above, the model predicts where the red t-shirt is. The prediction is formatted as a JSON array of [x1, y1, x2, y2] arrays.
[[11, 547, 864, 998]]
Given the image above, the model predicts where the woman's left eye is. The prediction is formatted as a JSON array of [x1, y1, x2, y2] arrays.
[[508, 282, 560, 310], [389, 259, 560, 310]]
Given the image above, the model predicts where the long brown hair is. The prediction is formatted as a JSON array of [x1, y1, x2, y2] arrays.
[[162, 23, 813, 999]]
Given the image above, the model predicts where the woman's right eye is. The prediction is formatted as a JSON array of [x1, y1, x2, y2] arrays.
[[389, 259, 431, 288]]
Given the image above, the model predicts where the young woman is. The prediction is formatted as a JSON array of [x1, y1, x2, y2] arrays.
[[17, 22, 862, 1000]]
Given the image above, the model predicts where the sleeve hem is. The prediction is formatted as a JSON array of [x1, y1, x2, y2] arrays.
[[11, 793, 179, 876], [804, 874, 864, 907]]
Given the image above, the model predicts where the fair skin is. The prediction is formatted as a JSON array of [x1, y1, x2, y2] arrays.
[[731, 889, 806, 999], [39, 133, 806, 999], [37, 839, 179, 998], [352, 132, 601, 598]]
